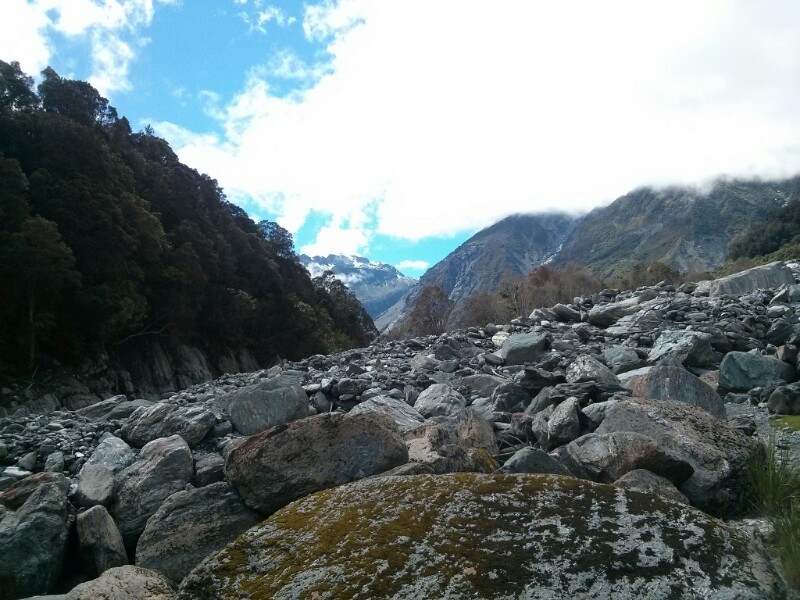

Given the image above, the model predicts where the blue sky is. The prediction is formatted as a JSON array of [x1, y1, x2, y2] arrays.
[[5, 1, 800, 278]]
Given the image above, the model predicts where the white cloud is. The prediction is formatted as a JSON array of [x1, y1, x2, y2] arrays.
[[396, 260, 429, 272], [2, 0, 173, 95], [156, 0, 800, 254], [238, 3, 295, 33]]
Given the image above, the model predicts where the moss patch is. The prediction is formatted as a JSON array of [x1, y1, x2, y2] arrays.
[[770, 415, 800, 431]]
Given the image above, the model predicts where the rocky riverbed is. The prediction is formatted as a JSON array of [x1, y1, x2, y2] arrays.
[[2, 260, 800, 598]]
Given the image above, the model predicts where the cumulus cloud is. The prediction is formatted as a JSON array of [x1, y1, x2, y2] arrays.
[[238, 3, 296, 33], [396, 260, 429, 272], [1, 0, 173, 95], [154, 0, 800, 253]]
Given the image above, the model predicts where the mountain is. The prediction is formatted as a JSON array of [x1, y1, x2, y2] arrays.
[[377, 213, 577, 330], [299, 254, 416, 319], [553, 179, 791, 276]]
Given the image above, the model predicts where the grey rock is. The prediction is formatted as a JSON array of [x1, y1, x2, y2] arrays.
[[614, 469, 690, 505], [349, 394, 425, 433], [601, 345, 643, 374], [44, 451, 65, 473], [405, 422, 474, 474], [413, 384, 467, 418], [18, 451, 37, 471], [109, 435, 193, 549], [498, 332, 549, 365], [76, 505, 128, 577], [426, 408, 498, 455], [489, 382, 531, 412], [0, 483, 72, 600], [178, 474, 785, 600], [65, 565, 175, 600], [766, 319, 794, 346], [550, 303, 581, 322], [566, 355, 620, 385], [76, 464, 115, 507], [695, 261, 795, 296], [0, 473, 69, 510], [545, 397, 583, 449], [220, 375, 309, 436], [767, 384, 800, 415], [121, 403, 215, 448], [84, 436, 135, 474], [648, 330, 716, 368], [136, 482, 261, 585], [626, 364, 726, 419], [719, 351, 795, 392], [459, 374, 506, 397], [226, 412, 408, 514], [587, 297, 640, 327], [500, 447, 570, 475], [102, 400, 154, 422], [193, 453, 225, 487], [75, 395, 126, 419]]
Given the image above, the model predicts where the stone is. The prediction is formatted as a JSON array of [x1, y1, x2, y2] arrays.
[[109, 435, 194, 549], [0, 483, 72, 600], [560, 431, 693, 485], [18, 451, 37, 471], [459, 374, 506, 397], [102, 399, 154, 422], [767, 384, 800, 415], [427, 408, 498, 455], [0, 472, 69, 510], [566, 355, 620, 385], [65, 565, 175, 600], [695, 261, 795, 296], [500, 447, 570, 475], [587, 297, 640, 327], [488, 382, 531, 412], [550, 303, 581, 322], [193, 453, 225, 487], [626, 364, 726, 419], [44, 451, 65, 473], [76, 505, 128, 577], [544, 397, 583, 450], [596, 397, 752, 515], [349, 394, 425, 432], [601, 345, 643, 374], [178, 474, 785, 600], [614, 469, 690, 505], [226, 412, 408, 514], [121, 403, 215, 448], [404, 422, 474, 474], [136, 482, 261, 586], [413, 383, 467, 418], [498, 332, 549, 365], [75, 395, 126, 419], [766, 319, 794, 346], [718, 351, 795, 392], [648, 330, 716, 368], [76, 464, 115, 507], [84, 436, 135, 474], [220, 375, 309, 436]]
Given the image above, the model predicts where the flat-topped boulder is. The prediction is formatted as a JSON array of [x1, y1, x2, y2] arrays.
[[695, 261, 795, 296]]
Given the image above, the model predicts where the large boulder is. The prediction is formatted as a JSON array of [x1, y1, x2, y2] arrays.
[[413, 384, 468, 418], [121, 403, 215, 448], [500, 447, 570, 475], [768, 384, 800, 415], [566, 355, 620, 385], [66, 565, 175, 600], [614, 469, 690, 506], [75, 464, 115, 507], [498, 332, 549, 365], [350, 395, 425, 432], [136, 482, 261, 586], [225, 412, 408, 514], [76, 505, 128, 577], [178, 474, 784, 599], [587, 297, 640, 327], [0, 472, 69, 510], [109, 435, 193, 549], [626, 363, 726, 419], [695, 261, 795, 296], [718, 351, 795, 392], [84, 435, 135, 474], [219, 375, 309, 436], [648, 331, 716, 368], [0, 483, 72, 600], [595, 397, 752, 515]]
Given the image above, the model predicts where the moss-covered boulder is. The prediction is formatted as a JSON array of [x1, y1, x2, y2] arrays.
[[178, 474, 785, 599]]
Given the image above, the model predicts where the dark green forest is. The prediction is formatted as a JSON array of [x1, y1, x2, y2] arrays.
[[0, 60, 376, 379]]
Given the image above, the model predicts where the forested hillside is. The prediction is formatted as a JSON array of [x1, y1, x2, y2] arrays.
[[0, 61, 375, 379]]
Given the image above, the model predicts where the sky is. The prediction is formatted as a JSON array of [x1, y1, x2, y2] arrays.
[[4, 0, 800, 278]]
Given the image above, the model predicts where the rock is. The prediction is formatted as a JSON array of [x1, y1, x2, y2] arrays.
[[413, 384, 467, 418], [459, 374, 507, 397], [500, 447, 570, 475], [544, 397, 583, 450], [566, 355, 620, 385], [766, 319, 794, 346], [76, 464, 115, 507], [405, 422, 474, 474], [559, 431, 694, 485], [65, 565, 175, 600], [109, 435, 193, 549], [601, 345, 643, 374], [626, 364, 726, 419], [349, 395, 425, 432], [193, 454, 225, 487], [84, 436, 135, 474], [648, 330, 716, 368], [178, 474, 785, 599], [75, 395, 126, 419], [44, 451, 65, 473], [0, 483, 72, 600], [17, 451, 37, 471], [596, 397, 752, 515], [427, 408, 498, 455], [0, 472, 69, 510], [136, 482, 261, 586], [767, 384, 800, 415], [488, 382, 530, 412], [614, 469, 690, 505], [102, 400, 154, 422], [121, 403, 215, 448], [225, 412, 408, 514], [550, 303, 581, 322], [498, 332, 549, 365], [76, 505, 128, 577], [695, 261, 795, 296], [219, 375, 309, 436], [587, 297, 640, 327], [719, 351, 795, 392]]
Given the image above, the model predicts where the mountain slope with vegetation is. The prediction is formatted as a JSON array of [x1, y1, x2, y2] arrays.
[[0, 60, 375, 381]]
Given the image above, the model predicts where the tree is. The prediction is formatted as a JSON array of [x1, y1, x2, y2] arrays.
[[259, 220, 296, 259], [0, 60, 38, 112], [407, 285, 452, 335], [38, 67, 117, 126], [463, 290, 504, 327]]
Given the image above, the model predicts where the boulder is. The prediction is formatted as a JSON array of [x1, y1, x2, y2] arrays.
[[219, 375, 309, 436], [767, 384, 800, 415], [65, 565, 175, 600], [0, 472, 69, 510], [614, 469, 690, 505], [559, 431, 693, 485], [550, 303, 581, 322], [109, 435, 193, 549], [543, 397, 583, 450], [601, 345, 643, 374], [596, 397, 752, 515], [498, 332, 549, 365], [413, 384, 467, 418], [404, 422, 474, 474], [566, 355, 620, 385], [75, 464, 115, 507], [626, 364, 726, 419], [695, 261, 795, 296], [84, 435, 135, 474], [193, 454, 225, 487], [349, 395, 425, 432], [425, 408, 498, 455], [459, 374, 506, 397], [178, 474, 785, 599], [121, 403, 215, 448], [648, 331, 716, 368], [718, 351, 795, 392], [587, 297, 640, 327], [225, 412, 408, 514], [0, 483, 72, 600], [500, 447, 570, 475], [101, 399, 154, 422], [136, 482, 261, 586], [488, 382, 530, 412], [76, 505, 128, 577]]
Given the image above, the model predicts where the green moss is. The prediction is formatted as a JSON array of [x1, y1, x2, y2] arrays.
[[770, 415, 800, 431]]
